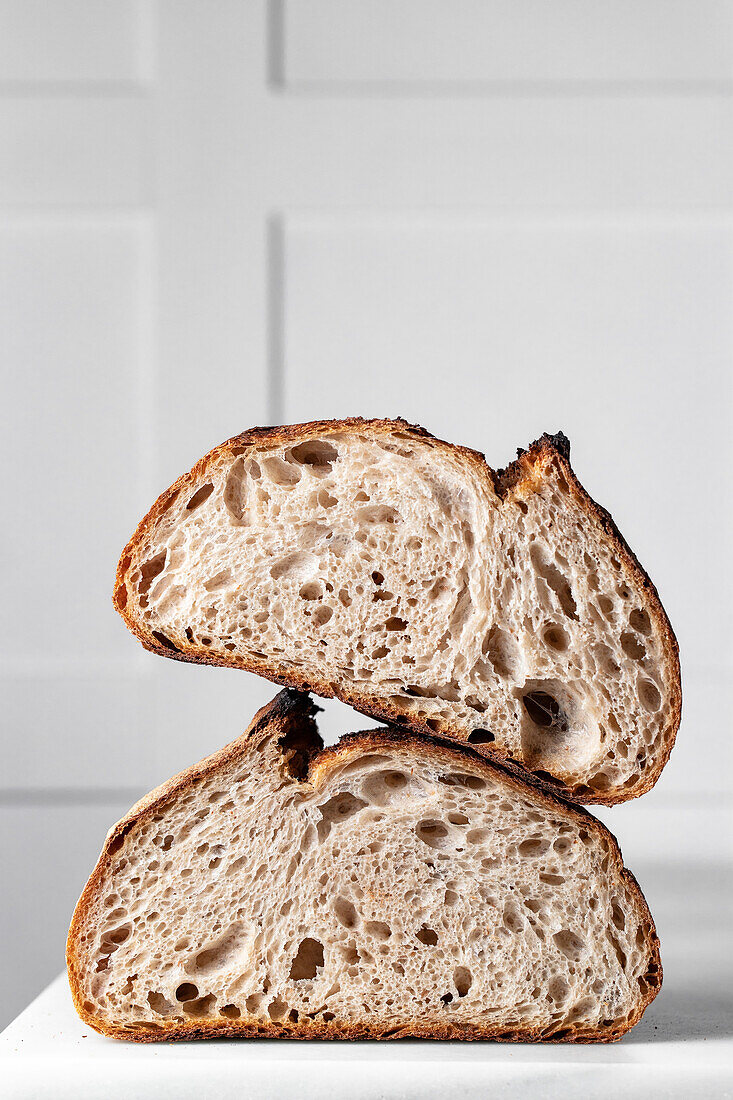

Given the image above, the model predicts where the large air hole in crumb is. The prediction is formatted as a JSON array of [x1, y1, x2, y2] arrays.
[[502, 902, 524, 934], [629, 608, 652, 636], [262, 455, 301, 486], [220, 1004, 241, 1019], [588, 770, 613, 791], [620, 631, 646, 660], [416, 925, 439, 946], [365, 921, 391, 942], [539, 872, 565, 885], [204, 568, 232, 593], [465, 694, 488, 713], [480, 626, 521, 681], [518, 836, 550, 857], [289, 937, 324, 980], [316, 792, 368, 842], [270, 551, 318, 581], [448, 586, 473, 635], [186, 482, 214, 511], [333, 897, 359, 929], [548, 975, 570, 1002], [288, 439, 339, 474], [520, 681, 600, 781], [467, 729, 495, 745], [543, 624, 569, 652], [223, 457, 248, 524], [427, 577, 450, 602], [530, 544, 578, 619], [361, 770, 410, 806], [638, 679, 661, 713], [184, 994, 217, 1018], [175, 983, 199, 1002], [522, 691, 568, 731], [553, 930, 585, 962], [416, 820, 449, 849], [100, 925, 130, 953], [337, 754, 391, 778], [191, 924, 246, 974], [439, 772, 486, 791], [313, 605, 333, 626], [137, 551, 166, 607], [107, 835, 126, 859], [454, 967, 472, 997], [147, 991, 173, 1015], [595, 642, 620, 676]]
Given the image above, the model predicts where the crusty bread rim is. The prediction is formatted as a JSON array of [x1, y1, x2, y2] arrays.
[[67, 690, 663, 1043], [113, 418, 682, 806]]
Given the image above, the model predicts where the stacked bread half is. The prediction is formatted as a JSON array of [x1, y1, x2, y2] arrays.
[[68, 419, 680, 1041]]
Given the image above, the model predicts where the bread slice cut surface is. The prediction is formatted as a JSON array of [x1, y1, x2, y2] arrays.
[[114, 419, 680, 804], [68, 691, 661, 1042]]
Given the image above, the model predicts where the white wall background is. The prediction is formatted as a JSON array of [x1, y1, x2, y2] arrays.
[[1, 0, 731, 1030]]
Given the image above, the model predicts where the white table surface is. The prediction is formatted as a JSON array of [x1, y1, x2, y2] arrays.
[[2, 863, 731, 1100], [1, 974, 730, 1100]]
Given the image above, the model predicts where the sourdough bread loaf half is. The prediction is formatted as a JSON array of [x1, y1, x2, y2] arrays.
[[68, 691, 661, 1042], [113, 418, 681, 804]]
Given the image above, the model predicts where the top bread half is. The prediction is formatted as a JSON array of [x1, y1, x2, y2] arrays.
[[114, 418, 681, 804]]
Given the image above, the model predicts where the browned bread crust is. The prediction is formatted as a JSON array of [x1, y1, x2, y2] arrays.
[[67, 690, 662, 1043], [113, 418, 681, 805]]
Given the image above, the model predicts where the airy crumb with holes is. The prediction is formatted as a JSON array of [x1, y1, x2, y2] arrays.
[[67, 691, 662, 1043], [113, 419, 680, 805]]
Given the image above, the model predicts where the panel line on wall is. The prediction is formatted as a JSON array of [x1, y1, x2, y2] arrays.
[[267, 0, 285, 88]]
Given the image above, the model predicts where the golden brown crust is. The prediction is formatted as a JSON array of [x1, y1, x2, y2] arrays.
[[112, 418, 681, 805], [67, 691, 662, 1044]]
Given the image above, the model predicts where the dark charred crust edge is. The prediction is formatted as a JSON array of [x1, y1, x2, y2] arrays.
[[113, 418, 681, 806], [67, 690, 662, 1044], [493, 430, 572, 495]]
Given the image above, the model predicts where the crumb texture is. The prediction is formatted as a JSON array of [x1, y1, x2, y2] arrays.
[[121, 422, 677, 800], [70, 705, 660, 1040]]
